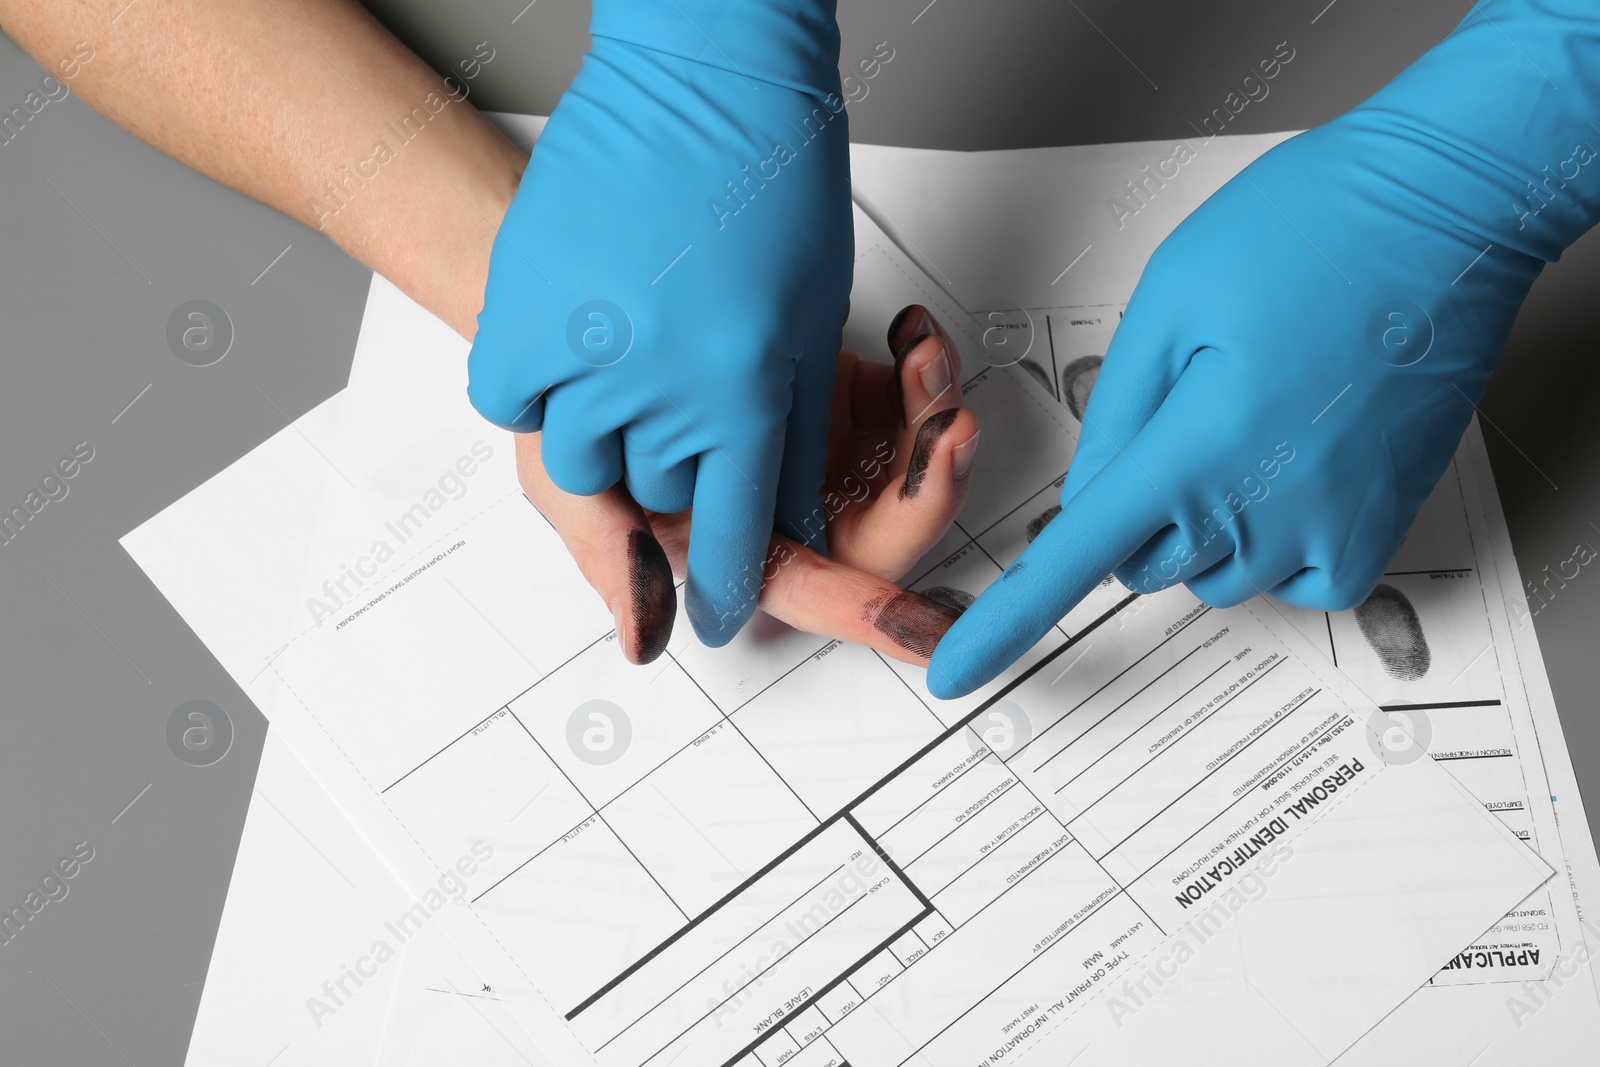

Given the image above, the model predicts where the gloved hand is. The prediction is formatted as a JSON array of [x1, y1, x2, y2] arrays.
[[929, 0, 1600, 698], [467, 0, 852, 646]]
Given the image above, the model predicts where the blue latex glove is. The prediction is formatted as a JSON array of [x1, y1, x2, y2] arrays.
[[467, 0, 852, 645], [930, 0, 1600, 698]]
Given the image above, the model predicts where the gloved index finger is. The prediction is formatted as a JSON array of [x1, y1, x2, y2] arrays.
[[926, 457, 1168, 699], [683, 440, 783, 648]]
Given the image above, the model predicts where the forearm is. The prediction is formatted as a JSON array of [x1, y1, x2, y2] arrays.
[[1351, 0, 1600, 260], [0, 0, 524, 338]]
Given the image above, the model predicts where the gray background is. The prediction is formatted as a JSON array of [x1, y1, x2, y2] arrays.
[[1, 1, 1596, 1063]]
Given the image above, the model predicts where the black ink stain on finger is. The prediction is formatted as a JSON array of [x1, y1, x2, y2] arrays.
[[1025, 505, 1061, 543], [866, 590, 963, 660], [900, 408, 960, 500], [1353, 583, 1431, 680], [627, 529, 676, 664], [887, 305, 919, 349], [923, 585, 975, 615]]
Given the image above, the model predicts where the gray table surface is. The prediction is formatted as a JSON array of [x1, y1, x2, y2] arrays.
[[2, 1, 1596, 1063]]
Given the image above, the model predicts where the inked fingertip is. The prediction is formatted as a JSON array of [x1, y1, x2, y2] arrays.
[[627, 530, 676, 664], [887, 304, 923, 349], [866, 589, 963, 661], [923, 585, 975, 616]]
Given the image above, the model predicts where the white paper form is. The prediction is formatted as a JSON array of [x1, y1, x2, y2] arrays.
[[177, 129, 1600, 1066], [126, 190, 1548, 1067], [1035, 307, 1572, 983], [185, 729, 548, 1067], [195, 361, 1600, 1067], [183, 729, 407, 1067], [849, 134, 1600, 1062], [1329, 426, 1600, 1066], [1482, 452, 1600, 938], [982, 307, 1600, 1062]]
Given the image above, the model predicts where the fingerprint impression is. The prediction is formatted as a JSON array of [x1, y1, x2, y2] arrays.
[[1353, 583, 1432, 680], [1059, 355, 1103, 421], [1026, 505, 1061, 544]]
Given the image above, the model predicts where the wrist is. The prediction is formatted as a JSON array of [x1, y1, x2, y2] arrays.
[[1349, 0, 1600, 261], [426, 134, 525, 342], [588, 0, 842, 98], [323, 105, 525, 342]]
